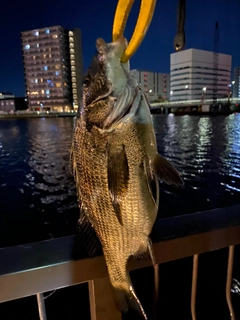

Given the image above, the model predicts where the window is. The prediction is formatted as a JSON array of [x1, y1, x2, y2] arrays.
[[43, 66, 48, 71], [70, 43, 74, 49], [25, 44, 30, 50], [56, 83, 61, 87], [55, 65, 60, 69], [70, 54, 75, 59], [69, 31, 73, 36], [43, 54, 46, 58], [41, 90, 44, 94], [34, 31, 39, 36], [33, 56, 36, 60], [35, 43, 39, 48], [34, 79, 38, 83], [72, 71, 76, 76], [55, 71, 60, 76], [52, 35, 58, 39], [45, 29, 50, 34], [45, 90, 50, 94]]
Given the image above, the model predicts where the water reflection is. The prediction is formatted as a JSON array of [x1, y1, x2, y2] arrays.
[[0, 114, 240, 246]]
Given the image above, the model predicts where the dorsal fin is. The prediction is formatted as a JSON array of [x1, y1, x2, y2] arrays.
[[74, 205, 102, 258], [107, 144, 129, 225]]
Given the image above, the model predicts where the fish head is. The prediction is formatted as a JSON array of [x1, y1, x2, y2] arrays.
[[81, 37, 138, 129]]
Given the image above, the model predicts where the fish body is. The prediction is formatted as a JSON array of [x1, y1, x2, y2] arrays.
[[71, 37, 183, 319]]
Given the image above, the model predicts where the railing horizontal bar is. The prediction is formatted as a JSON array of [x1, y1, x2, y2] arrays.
[[1, 205, 240, 277], [1, 224, 240, 303]]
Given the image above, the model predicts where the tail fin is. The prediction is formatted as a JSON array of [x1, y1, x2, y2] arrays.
[[112, 284, 148, 319]]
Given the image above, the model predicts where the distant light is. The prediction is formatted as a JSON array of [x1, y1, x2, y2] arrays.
[[149, 89, 152, 93], [45, 29, 50, 34], [170, 90, 173, 95], [25, 44, 30, 50], [185, 85, 188, 89], [46, 111, 49, 114], [236, 104, 239, 106], [202, 87, 207, 92], [34, 31, 39, 36], [232, 81, 235, 85]]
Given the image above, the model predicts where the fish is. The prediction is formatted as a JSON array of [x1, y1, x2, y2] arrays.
[[71, 36, 183, 319]]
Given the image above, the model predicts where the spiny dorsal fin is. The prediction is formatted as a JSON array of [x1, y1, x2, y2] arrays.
[[107, 144, 129, 225], [153, 153, 184, 187]]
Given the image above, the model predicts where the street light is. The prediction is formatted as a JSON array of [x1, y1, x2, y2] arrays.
[[231, 81, 235, 98], [185, 85, 189, 100], [202, 87, 206, 102]]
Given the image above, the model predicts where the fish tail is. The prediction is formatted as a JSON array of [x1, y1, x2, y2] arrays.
[[112, 283, 148, 320], [105, 254, 147, 319]]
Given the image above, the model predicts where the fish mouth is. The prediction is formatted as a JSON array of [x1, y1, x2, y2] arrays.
[[103, 86, 139, 129]]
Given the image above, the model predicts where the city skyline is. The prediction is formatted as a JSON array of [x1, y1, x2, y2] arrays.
[[1, 0, 240, 97]]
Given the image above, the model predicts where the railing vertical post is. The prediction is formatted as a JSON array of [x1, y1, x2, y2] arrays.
[[191, 254, 199, 320], [226, 245, 236, 320], [36, 293, 47, 320], [88, 278, 122, 320], [153, 264, 159, 320]]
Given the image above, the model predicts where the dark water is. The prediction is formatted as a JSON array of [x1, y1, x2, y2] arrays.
[[0, 114, 240, 247]]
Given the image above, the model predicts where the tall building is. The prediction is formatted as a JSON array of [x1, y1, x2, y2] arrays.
[[130, 70, 170, 102], [170, 49, 231, 101], [233, 67, 240, 98], [21, 26, 83, 112]]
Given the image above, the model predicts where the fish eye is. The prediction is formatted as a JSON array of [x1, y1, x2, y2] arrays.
[[83, 78, 90, 87]]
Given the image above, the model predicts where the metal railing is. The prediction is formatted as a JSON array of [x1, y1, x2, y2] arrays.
[[0, 204, 240, 319]]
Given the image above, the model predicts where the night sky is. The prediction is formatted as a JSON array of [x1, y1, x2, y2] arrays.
[[1, 0, 240, 97]]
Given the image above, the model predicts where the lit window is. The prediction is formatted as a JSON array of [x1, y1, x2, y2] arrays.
[[69, 31, 73, 36], [43, 54, 46, 58], [69, 37, 74, 42], [71, 66, 75, 71], [70, 49, 74, 54], [49, 54, 52, 58], [33, 56, 36, 60], [25, 44, 30, 50], [36, 43, 39, 48], [40, 78, 43, 82], [72, 71, 76, 76], [64, 82, 67, 86], [70, 54, 75, 59], [43, 66, 48, 71], [56, 83, 61, 87], [52, 35, 58, 39], [34, 79, 38, 83], [34, 31, 39, 36], [70, 43, 74, 48], [55, 65, 60, 69], [45, 90, 50, 94], [72, 77, 76, 81], [41, 90, 44, 94], [55, 71, 60, 76], [47, 79, 51, 83], [45, 29, 50, 34]]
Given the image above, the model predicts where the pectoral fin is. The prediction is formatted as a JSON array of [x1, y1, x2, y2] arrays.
[[107, 144, 129, 225], [153, 153, 184, 187]]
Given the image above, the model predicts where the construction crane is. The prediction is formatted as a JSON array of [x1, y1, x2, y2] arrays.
[[213, 21, 219, 107], [174, 0, 186, 51]]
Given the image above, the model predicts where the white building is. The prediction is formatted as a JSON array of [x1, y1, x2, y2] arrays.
[[130, 69, 170, 102], [170, 49, 232, 101]]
